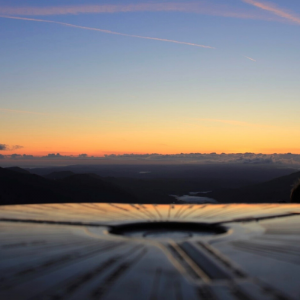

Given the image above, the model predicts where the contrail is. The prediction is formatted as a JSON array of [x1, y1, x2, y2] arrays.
[[244, 56, 256, 62], [242, 0, 300, 25], [0, 15, 214, 49], [0, 3, 280, 23]]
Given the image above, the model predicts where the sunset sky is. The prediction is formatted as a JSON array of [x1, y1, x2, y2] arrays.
[[1, 0, 300, 158]]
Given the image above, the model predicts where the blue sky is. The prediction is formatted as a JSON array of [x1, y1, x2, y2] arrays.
[[0, 0, 300, 158]]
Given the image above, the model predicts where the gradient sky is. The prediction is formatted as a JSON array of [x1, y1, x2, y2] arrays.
[[1, 0, 300, 157]]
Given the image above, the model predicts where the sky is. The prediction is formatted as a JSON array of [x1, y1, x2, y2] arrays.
[[1, 0, 300, 162]]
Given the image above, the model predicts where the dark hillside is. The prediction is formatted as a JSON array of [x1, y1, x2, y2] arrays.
[[58, 174, 136, 203], [28, 164, 297, 187], [5, 167, 31, 174], [45, 171, 75, 180], [1, 166, 298, 205], [0, 167, 137, 205], [206, 171, 300, 203], [102, 177, 224, 203]]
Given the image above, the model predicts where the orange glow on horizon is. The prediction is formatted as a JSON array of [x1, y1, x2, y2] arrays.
[[2, 104, 300, 157]]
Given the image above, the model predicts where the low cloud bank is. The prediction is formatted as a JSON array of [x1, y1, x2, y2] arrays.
[[0, 144, 23, 151], [104, 153, 300, 166], [0, 144, 8, 150], [1, 152, 300, 167]]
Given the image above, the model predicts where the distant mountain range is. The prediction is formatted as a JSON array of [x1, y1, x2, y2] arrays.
[[0, 166, 299, 205], [205, 171, 300, 203], [0, 167, 137, 205], [44, 171, 75, 180]]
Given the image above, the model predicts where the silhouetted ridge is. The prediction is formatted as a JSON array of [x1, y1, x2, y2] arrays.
[[1, 165, 299, 205], [0, 168, 137, 205], [5, 167, 31, 174], [207, 170, 300, 203], [58, 174, 135, 202], [45, 171, 75, 180]]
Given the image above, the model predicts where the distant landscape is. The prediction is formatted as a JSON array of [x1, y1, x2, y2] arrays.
[[1, 164, 299, 205]]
